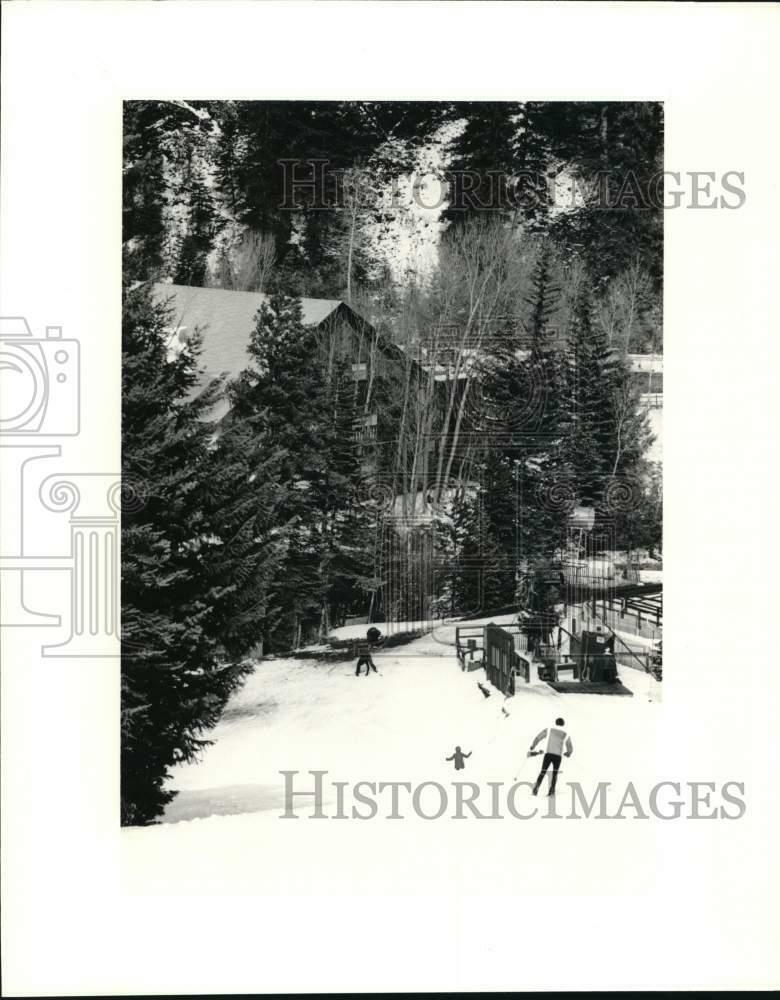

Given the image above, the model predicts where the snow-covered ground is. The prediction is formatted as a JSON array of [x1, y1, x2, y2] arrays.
[[123, 625, 664, 899], [614, 628, 658, 650], [329, 618, 441, 642], [327, 611, 519, 643]]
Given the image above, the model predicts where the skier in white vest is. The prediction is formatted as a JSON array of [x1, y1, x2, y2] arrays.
[[529, 717, 573, 796]]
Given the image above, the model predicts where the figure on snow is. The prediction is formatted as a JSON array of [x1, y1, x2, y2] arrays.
[[445, 746, 472, 770], [528, 716, 573, 796]]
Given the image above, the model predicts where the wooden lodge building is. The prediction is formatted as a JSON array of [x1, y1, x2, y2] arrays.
[[152, 284, 663, 477], [152, 282, 419, 468]]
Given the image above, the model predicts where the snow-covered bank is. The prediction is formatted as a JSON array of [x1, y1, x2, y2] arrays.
[[327, 612, 519, 644]]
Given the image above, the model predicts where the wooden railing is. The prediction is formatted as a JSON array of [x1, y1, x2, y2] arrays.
[[455, 625, 485, 669], [590, 592, 662, 640]]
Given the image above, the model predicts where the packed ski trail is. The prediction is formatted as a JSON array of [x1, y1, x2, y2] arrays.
[[164, 626, 659, 822], [158, 620, 661, 824], [122, 621, 669, 898]]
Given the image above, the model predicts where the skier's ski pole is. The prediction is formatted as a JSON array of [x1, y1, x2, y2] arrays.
[[513, 750, 541, 781], [486, 711, 509, 746]]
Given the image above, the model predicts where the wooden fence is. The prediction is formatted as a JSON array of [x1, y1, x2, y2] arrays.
[[484, 624, 530, 693], [455, 623, 530, 691]]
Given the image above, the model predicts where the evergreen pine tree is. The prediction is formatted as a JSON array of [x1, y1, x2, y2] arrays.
[[513, 102, 555, 231], [121, 283, 285, 824], [319, 367, 379, 630], [123, 103, 169, 282], [478, 248, 571, 576], [228, 291, 325, 647], [228, 289, 376, 647], [174, 160, 219, 286], [444, 102, 521, 224], [563, 274, 616, 507], [525, 244, 558, 349], [563, 272, 649, 518]]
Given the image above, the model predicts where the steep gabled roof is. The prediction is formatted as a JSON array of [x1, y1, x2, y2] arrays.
[[152, 282, 374, 387]]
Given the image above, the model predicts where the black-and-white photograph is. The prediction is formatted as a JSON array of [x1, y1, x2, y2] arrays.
[[3, 3, 779, 995], [121, 99, 665, 826]]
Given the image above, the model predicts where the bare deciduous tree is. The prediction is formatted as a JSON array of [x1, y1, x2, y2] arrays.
[[208, 228, 276, 292], [595, 258, 658, 355]]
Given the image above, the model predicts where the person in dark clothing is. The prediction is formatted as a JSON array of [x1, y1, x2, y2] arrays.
[[355, 642, 378, 676], [355, 627, 384, 676], [445, 746, 472, 770]]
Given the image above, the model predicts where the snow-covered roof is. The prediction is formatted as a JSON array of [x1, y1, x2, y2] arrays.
[[153, 283, 373, 388], [150, 282, 380, 422]]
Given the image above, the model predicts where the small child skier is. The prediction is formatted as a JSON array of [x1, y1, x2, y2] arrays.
[[445, 746, 472, 770]]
